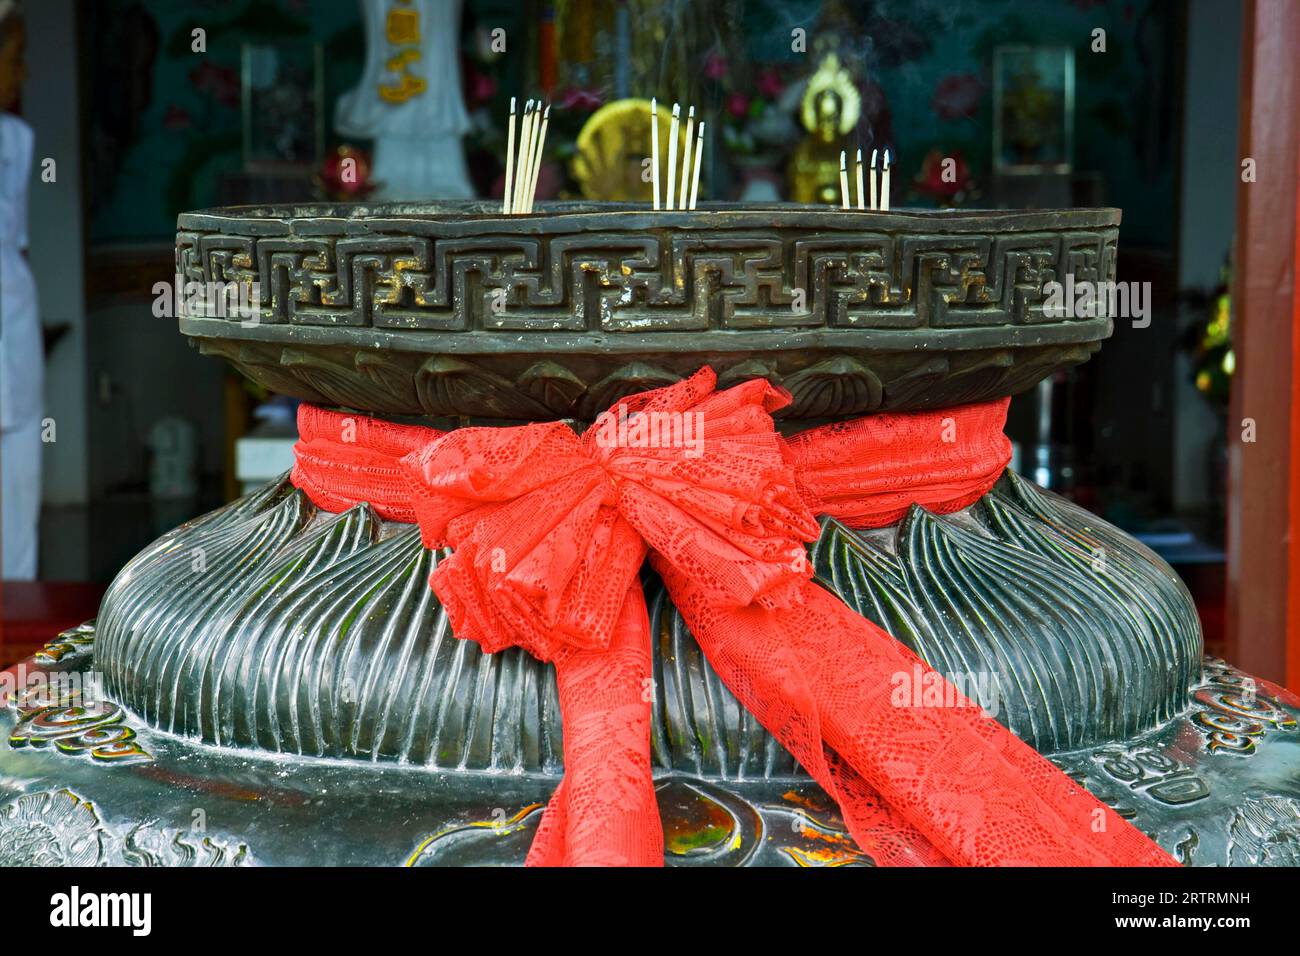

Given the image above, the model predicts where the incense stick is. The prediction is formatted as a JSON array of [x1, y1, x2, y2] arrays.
[[666, 103, 680, 211], [679, 106, 695, 211], [651, 98, 661, 210], [525, 103, 550, 213], [839, 150, 849, 209], [689, 122, 704, 210], [502, 97, 517, 215], [524, 101, 542, 213], [855, 148, 865, 211], [515, 102, 532, 214], [513, 100, 535, 214], [870, 148, 878, 211], [511, 101, 528, 214], [881, 149, 891, 212]]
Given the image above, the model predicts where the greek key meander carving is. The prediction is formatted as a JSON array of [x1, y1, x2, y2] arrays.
[[175, 227, 1118, 332]]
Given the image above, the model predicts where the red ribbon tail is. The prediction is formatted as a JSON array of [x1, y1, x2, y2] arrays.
[[524, 778, 569, 866], [658, 560, 1177, 867], [526, 582, 663, 867]]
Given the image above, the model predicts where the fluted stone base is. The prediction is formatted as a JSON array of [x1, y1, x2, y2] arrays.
[[2, 473, 1298, 866]]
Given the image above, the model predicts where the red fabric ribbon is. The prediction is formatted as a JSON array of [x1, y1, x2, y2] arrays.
[[291, 368, 1176, 868]]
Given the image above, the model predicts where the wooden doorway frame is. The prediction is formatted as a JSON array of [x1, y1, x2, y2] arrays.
[[1227, 0, 1300, 688]]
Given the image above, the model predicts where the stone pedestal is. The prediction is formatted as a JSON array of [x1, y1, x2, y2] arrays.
[[4, 202, 1296, 866]]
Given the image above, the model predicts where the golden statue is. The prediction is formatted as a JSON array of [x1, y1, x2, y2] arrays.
[[789, 52, 861, 205], [571, 98, 693, 202]]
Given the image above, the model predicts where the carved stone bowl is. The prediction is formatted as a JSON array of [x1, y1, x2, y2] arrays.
[[176, 201, 1119, 420]]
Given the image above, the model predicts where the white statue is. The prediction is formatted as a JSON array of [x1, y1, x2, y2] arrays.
[[335, 0, 474, 199]]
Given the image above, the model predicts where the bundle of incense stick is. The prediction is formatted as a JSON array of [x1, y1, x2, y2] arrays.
[[501, 97, 551, 214], [838, 146, 892, 211], [650, 98, 706, 211]]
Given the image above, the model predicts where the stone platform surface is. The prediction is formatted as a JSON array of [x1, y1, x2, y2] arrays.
[[2, 639, 1298, 866]]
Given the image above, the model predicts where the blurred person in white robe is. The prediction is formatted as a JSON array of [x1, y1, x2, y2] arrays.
[[0, 0, 41, 580]]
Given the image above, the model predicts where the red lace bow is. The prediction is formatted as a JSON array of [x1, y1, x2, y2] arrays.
[[292, 368, 1177, 868]]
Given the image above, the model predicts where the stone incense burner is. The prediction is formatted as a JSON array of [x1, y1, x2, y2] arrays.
[[1, 202, 1297, 867], [178, 201, 1113, 423]]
